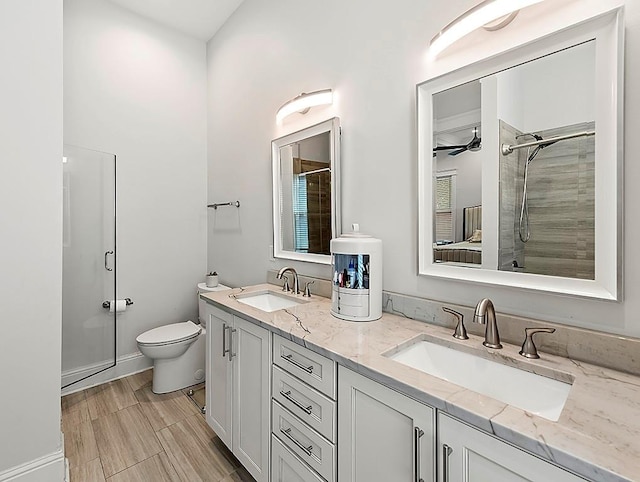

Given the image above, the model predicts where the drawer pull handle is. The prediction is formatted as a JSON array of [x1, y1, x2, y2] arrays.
[[280, 428, 313, 456], [282, 353, 314, 373], [280, 390, 313, 415]]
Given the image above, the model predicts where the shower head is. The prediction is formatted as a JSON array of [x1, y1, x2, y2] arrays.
[[516, 132, 543, 141], [516, 132, 559, 150]]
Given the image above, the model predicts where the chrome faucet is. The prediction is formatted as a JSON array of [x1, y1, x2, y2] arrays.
[[277, 267, 300, 294], [473, 298, 502, 349], [519, 327, 555, 359]]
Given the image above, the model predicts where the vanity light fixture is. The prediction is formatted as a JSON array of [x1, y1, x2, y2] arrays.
[[429, 0, 545, 57], [276, 89, 333, 123]]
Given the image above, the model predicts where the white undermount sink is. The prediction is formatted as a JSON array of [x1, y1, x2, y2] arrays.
[[386, 339, 572, 421], [235, 290, 306, 312]]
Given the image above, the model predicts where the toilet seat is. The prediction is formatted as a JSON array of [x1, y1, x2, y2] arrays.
[[136, 320, 201, 347]]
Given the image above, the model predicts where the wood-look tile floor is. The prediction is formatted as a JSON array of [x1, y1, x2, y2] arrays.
[[62, 370, 255, 482]]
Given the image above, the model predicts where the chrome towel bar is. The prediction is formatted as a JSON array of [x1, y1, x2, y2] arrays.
[[207, 200, 240, 209]]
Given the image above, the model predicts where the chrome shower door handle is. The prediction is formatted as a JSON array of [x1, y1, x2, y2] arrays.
[[104, 251, 114, 271]]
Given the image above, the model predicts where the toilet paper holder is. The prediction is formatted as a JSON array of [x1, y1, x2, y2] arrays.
[[102, 298, 134, 309]]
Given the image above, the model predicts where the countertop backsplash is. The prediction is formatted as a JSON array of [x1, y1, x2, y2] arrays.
[[382, 291, 640, 377], [264, 272, 640, 376]]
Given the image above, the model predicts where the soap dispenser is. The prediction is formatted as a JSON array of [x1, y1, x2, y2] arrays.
[[330, 224, 382, 321]]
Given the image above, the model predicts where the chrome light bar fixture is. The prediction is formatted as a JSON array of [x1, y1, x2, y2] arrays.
[[276, 89, 333, 122], [429, 0, 545, 57]]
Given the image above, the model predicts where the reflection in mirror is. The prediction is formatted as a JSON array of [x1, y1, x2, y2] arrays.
[[433, 80, 483, 266], [431, 41, 595, 279], [279, 132, 332, 254], [497, 42, 595, 280], [272, 118, 340, 264], [418, 8, 623, 300]]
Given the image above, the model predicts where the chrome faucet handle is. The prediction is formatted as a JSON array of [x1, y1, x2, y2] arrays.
[[442, 307, 468, 340], [519, 327, 556, 359], [303, 280, 315, 297], [281, 276, 290, 292]]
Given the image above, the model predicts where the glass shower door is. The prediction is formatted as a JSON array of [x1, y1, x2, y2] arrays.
[[62, 145, 116, 389]]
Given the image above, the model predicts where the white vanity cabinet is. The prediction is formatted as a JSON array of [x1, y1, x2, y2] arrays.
[[438, 413, 585, 482], [271, 334, 337, 482], [338, 365, 436, 482], [204, 303, 270, 482]]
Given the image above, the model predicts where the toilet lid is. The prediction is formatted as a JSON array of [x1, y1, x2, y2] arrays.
[[136, 320, 201, 346]]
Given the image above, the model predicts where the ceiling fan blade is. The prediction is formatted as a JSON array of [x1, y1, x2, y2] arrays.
[[433, 145, 466, 151], [448, 147, 467, 156], [468, 137, 482, 152]]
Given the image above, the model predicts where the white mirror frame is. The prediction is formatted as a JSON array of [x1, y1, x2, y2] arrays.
[[272, 117, 341, 264], [418, 8, 623, 301]]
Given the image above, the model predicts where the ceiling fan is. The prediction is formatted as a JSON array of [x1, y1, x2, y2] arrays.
[[433, 127, 481, 156]]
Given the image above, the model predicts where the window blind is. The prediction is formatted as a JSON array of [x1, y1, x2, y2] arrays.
[[435, 174, 455, 242]]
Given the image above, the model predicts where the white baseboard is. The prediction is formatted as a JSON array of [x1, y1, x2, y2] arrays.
[[61, 352, 152, 396], [0, 449, 65, 482]]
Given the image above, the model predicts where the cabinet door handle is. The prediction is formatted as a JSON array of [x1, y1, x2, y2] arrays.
[[280, 390, 313, 415], [280, 427, 313, 456], [228, 328, 237, 361], [442, 444, 453, 482], [414, 427, 425, 482], [281, 353, 314, 373], [222, 323, 229, 358]]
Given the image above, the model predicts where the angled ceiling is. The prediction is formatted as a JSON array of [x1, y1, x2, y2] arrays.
[[107, 0, 244, 41]]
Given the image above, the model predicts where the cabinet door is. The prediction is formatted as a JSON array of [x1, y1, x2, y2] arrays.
[[438, 414, 585, 481], [338, 366, 435, 482], [205, 307, 233, 449], [232, 316, 270, 482]]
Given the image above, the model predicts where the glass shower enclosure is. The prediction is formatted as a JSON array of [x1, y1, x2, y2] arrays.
[[62, 145, 116, 389]]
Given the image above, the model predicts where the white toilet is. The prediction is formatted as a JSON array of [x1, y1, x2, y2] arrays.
[[136, 282, 230, 394]]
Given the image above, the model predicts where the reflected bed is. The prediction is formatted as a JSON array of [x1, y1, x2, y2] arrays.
[[434, 205, 482, 265]]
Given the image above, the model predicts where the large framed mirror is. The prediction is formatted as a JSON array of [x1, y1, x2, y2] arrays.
[[418, 9, 623, 300], [272, 118, 341, 264]]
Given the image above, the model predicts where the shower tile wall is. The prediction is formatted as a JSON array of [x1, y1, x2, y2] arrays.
[[524, 121, 595, 279]]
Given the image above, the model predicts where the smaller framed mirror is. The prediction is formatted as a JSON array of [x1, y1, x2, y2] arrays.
[[272, 118, 341, 264]]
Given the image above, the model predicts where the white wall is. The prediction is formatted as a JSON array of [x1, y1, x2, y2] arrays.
[[64, 0, 208, 360], [206, 0, 640, 337], [0, 0, 65, 479], [435, 152, 482, 242], [496, 40, 596, 133], [520, 41, 596, 132]]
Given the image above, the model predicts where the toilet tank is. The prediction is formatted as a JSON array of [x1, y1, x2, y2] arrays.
[[197, 283, 231, 327]]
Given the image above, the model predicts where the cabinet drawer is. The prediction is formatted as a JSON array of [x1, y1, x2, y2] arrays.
[[272, 401, 335, 482], [273, 335, 336, 399], [273, 365, 336, 442], [271, 435, 324, 482]]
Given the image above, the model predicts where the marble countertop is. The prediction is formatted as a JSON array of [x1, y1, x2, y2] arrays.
[[202, 284, 639, 482]]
